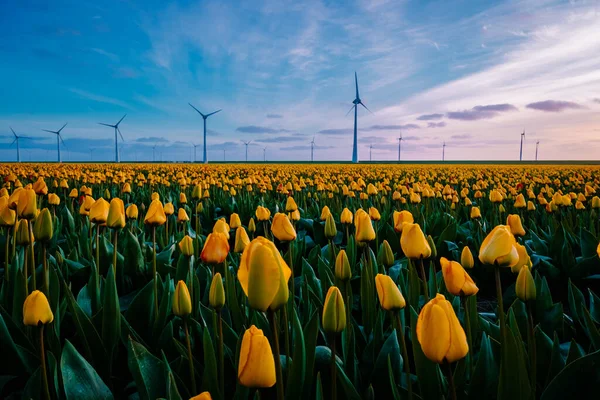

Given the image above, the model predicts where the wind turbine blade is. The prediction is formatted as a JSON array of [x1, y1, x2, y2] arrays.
[[10, 138, 16, 146], [118, 127, 125, 141], [59, 135, 66, 146], [10, 127, 17, 137], [345, 104, 355, 116], [98, 123, 114, 127], [360, 102, 373, 114], [42, 129, 57, 134], [355, 72, 359, 99], [206, 109, 222, 117], [116, 114, 127, 126], [58, 122, 68, 133], [188, 103, 205, 117]]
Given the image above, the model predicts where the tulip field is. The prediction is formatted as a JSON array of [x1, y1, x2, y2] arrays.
[[2, 163, 600, 400]]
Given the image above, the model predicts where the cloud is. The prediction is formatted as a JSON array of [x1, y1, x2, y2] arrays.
[[235, 126, 292, 134], [367, 124, 420, 130], [280, 144, 334, 151], [318, 128, 353, 135], [417, 113, 444, 121], [525, 100, 584, 112], [446, 104, 518, 121], [266, 114, 283, 119], [69, 88, 133, 109], [427, 122, 446, 128], [594, 98, 600, 104], [255, 135, 302, 143], [114, 67, 139, 79], [403, 135, 421, 141], [136, 136, 169, 143], [358, 135, 389, 144], [451, 134, 472, 140], [90, 48, 119, 62]]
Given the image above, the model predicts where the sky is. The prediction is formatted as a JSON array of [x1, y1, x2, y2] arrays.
[[1, 0, 599, 162]]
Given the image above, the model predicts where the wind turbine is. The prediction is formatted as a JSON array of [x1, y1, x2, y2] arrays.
[[191, 143, 201, 162], [535, 141, 540, 161], [89, 147, 96, 161], [9, 127, 28, 162], [519, 129, 525, 161], [152, 143, 158, 162], [242, 140, 251, 162], [189, 103, 221, 164], [397, 134, 403, 162], [369, 144, 373, 161], [42, 123, 67, 162], [442, 142, 446, 161], [263, 146, 267, 162], [310, 136, 316, 162], [98, 115, 126, 163], [223, 148, 226, 162], [347, 72, 371, 163]]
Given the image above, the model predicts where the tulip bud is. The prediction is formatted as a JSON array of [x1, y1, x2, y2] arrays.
[[213, 218, 230, 239], [322, 286, 346, 333], [237, 326, 276, 388], [17, 188, 37, 220], [230, 213, 242, 229], [324, 213, 337, 240], [144, 199, 167, 226], [461, 246, 474, 269], [426, 235, 437, 259], [192, 184, 202, 199], [163, 202, 175, 216], [151, 192, 160, 201], [16, 219, 31, 246], [255, 206, 271, 221], [498, 204, 506, 213], [479, 225, 519, 268], [209, 273, 226, 310], [592, 196, 600, 209], [177, 208, 190, 223], [103, 189, 111, 200], [354, 209, 376, 242], [416, 294, 468, 363], [179, 192, 187, 204], [179, 235, 194, 257], [393, 210, 414, 233], [335, 250, 352, 281], [201, 232, 230, 264], [89, 198, 109, 224], [248, 218, 256, 233], [33, 208, 53, 242], [126, 204, 138, 219], [122, 183, 132, 194], [470, 207, 481, 219], [271, 213, 297, 242], [172, 280, 192, 317], [514, 194, 526, 208], [23, 290, 54, 326], [190, 392, 212, 400], [506, 214, 526, 237], [515, 265, 536, 302], [440, 257, 478, 296], [340, 208, 353, 224], [400, 223, 431, 259], [320, 205, 331, 221], [48, 193, 60, 206], [196, 202, 203, 213], [0, 205, 16, 227], [107, 198, 126, 230], [369, 207, 381, 221], [290, 209, 300, 221], [286, 197, 298, 212], [375, 274, 406, 311], [527, 201, 536, 211], [69, 188, 78, 198], [234, 226, 250, 253], [377, 240, 394, 268]]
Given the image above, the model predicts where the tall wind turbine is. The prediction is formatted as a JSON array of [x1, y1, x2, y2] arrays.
[[347, 72, 371, 163], [42, 123, 67, 162], [442, 141, 446, 161], [242, 140, 251, 162], [397, 134, 403, 162], [310, 136, 316, 162], [191, 143, 201, 162], [189, 103, 221, 164], [152, 143, 158, 162], [89, 147, 96, 161], [10, 127, 28, 162], [99, 115, 126, 163], [519, 129, 525, 161], [535, 141, 540, 161], [263, 147, 267, 162], [369, 144, 373, 161]]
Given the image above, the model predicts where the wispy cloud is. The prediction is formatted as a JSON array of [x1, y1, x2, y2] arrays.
[[446, 104, 518, 121], [318, 128, 353, 135], [367, 124, 420, 130], [90, 48, 119, 62], [266, 114, 283, 119], [136, 136, 169, 143], [526, 100, 584, 112], [451, 134, 472, 140], [427, 122, 446, 128], [235, 126, 292, 134], [417, 113, 444, 121], [69, 88, 133, 109]]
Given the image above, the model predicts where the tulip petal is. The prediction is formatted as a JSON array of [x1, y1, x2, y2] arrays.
[[418, 304, 450, 364], [246, 243, 281, 312]]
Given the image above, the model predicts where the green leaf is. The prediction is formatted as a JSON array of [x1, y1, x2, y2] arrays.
[[202, 327, 220, 400], [301, 311, 320, 400], [565, 339, 585, 365], [498, 320, 531, 400], [468, 332, 498, 400], [123, 229, 144, 275], [61, 340, 114, 400], [127, 336, 166, 400], [286, 308, 306, 400], [568, 279, 585, 326], [582, 306, 600, 350], [0, 312, 37, 375], [125, 280, 156, 344], [371, 329, 402, 397], [541, 349, 600, 400], [102, 266, 121, 362], [589, 288, 600, 324], [579, 228, 598, 258]]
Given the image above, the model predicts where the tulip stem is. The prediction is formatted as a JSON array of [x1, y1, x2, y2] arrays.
[[418, 258, 429, 303], [5, 227, 10, 283], [330, 334, 337, 400], [462, 295, 473, 376], [444, 361, 457, 400], [217, 309, 224, 399], [494, 264, 506, 344], [40, 325, 51, 400], [527, 302, 537, 397], [183, 319, 197, 395], [112, 230, 118, 276], [289, 241, 295, 305], [393, 311, 413, 400], [42, 244, 48, 297], [282, 306, 291, 375], [268, 309, 285, 400], [28, 221, 36, 290], [153, 226, 159, 321]]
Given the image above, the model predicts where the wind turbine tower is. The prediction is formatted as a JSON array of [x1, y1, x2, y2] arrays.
[[369, 144, 373, 161], [98, 115, 126, 163], [242, 141, 251, 162], [442, 142, 446, 161], [310, 136, 316, 162], [10, 127, 28, 163], [263, 147, 267, 162], [189, 103, 221, 164], [397, 134, 403, 162], [348, 72, 371, 163], [519, 129, 525, 161], [191, 143, 201, 162], [42, 123, 67, 162], [535, 141, 540, 161]]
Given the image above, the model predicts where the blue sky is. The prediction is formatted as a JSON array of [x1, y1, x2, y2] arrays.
[[1, 0, 599, 162]]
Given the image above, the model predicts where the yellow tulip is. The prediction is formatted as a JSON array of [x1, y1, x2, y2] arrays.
[[107, 198, 126, 229], [33, 178, 48, 195], [369, 207, 381, 221], [209, 273, 226, 310], [320, 205, 331, 221], [285, 197, 298, 212], [290, 209, 300, 221], [322, 286, 346, 333], [324, 213, 337, 240], [478, 225, 519, 267], [592, 196, 600, 209], [126, 204, 138, 219], [340, 208, 353, 224], [190, 392, 212, 400], [163, 202, 175, 216], [179, 192, 187, 204], [145, 199, 167, 226], [506, 214, 525, 237], [192, 184, 202, 200], [515, 265, 536, 301], [213, 218, 230, 239], [511, 243, 532, 273], [367, 183, 378, 195], [16, 219, 31, 246], [416, 293, 468, 363], [235, 226, 250, 253], [177, 208, 190, 223], [400, 223, 431, 259], [89, 197, 109, 224], [17, 188, 37, 219], [229, 213, 242, 229], [354, 209, 375, 242], [33, 208, 53, 242], [255, 206, 271, 221], [0, 204, 16, 227], [461, 246, 474, 269], [200, 232, 230, 264], [172, 280, 192, 317], [151, 192, 160, 201], [514, 193, 526, 208], [80, 195, 95, 216], [271, 213, 296, 242], [335, 249, 352, 281], [470, 207, 481, 219], [248, 217, 256, 233], [48, 193, 60, 206], [375, 274, 406, 311], [440, 257, 478, 296], [393, 210, 414, 233], [238, 325, 276, 388], [122, 183, 132, 194], [23, 290, 54, 326], [238, 237, 291, 311], [8, 187, 23, 209], [178, 235, 194, 257], [378, 240, 394, 267], [527, 201, 536, 211]]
